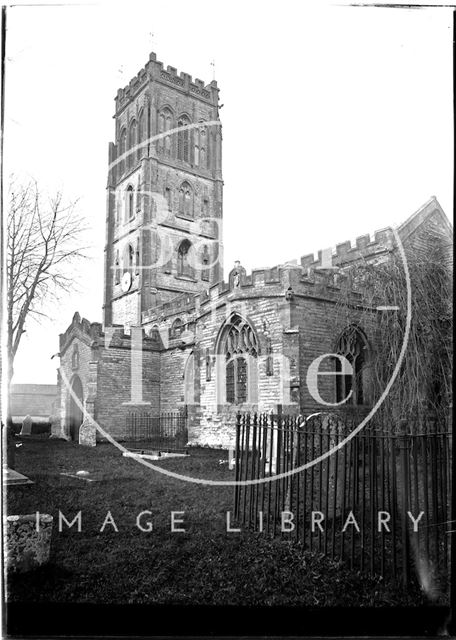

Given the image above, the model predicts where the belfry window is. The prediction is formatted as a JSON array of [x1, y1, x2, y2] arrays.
[[114, 250, 120, 284], [222, 315, 258, 405], [177, 115, 190, 162], [158, 107, 173, 156], [126, 185, 134, 220], [201, 245, 210, 281], [137, 109, 146, 161], [128, 119, 137, 169], [124, 243, 134, 273], [165, 187, 172, 211], [195, 122, 208, 169], [177, 239, 192, 278], [335, 325, 369, 405], [178, 182, 193, 217], [119, 128, 127, 175]]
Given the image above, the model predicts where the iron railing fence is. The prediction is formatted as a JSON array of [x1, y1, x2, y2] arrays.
[[233, 412, 452, 590], [125, 411, 188, 453]]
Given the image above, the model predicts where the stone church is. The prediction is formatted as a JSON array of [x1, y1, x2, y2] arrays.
[[54, 52, 452, 448]]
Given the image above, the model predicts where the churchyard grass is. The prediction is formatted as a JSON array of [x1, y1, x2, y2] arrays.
[[6, 436, 435, 606]]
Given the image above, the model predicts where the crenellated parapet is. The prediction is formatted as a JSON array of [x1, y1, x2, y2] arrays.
[[60, 313, 160, 355], [141, 253, 381, 328], [59, 312, 104, 354], [299, 228, 395, 270], [115, 51, 219, 114], [139, 227, 397, 328]]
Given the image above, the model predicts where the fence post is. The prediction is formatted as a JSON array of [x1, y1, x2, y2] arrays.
[[234, 413, 241, 520], [399, 418, 411, 587]]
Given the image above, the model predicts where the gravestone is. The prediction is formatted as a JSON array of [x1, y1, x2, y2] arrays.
[[20, 415, 33, 436], [79, 417, 96, 447], [5, 513, 53, 573]]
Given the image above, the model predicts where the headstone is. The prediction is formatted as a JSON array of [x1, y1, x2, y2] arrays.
[[20, 415, 33, 436], [79, 417, 96, 447], [5, 513, 53, 573]]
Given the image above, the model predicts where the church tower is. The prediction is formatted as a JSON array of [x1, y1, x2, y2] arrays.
[[103, 52, 223, 329]]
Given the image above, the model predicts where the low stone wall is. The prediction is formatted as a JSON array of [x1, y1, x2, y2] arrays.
[[5, 514, 53, 574]]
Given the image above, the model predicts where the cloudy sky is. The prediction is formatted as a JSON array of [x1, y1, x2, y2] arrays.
[[4, 0, 453, 383]]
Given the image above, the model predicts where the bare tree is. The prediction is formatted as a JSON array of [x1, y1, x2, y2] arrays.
[[6, 177, 88, 403]]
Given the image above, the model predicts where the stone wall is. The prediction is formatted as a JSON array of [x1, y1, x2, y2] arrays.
[[96, 334, 160, 441]]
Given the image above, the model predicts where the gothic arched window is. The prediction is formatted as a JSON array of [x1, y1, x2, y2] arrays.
[[221, 315, 258, 405], [72, 344, 79, 370], [201, 245, 210, 281], [115, 194, 121, 226], [114, 250, 120, 284], [178, 182, 193, 217], [335, 325, 369, 405], [164, 186, 172, 211], [158, 107, 173, 156], [149, 325, 160, 341], [124, 243, 134, 273], [170, 318, 183, 339], [125, 185, 134, 220], [177, 114, 190, 162], [127, 119, 137, 169], [119, 127, 127, 175], [194, 122, 208, 169], [137, 109, 146, 161], [177, 239, 192, 277]]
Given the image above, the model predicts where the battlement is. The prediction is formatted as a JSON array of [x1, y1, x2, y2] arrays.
[[60, 313, 159, 353], [115, 51, 219, 112], [299, 227, 395, 270], [59, 312, 104, 352], [141, 258, 378, 327], [139, 226, 399, 326]]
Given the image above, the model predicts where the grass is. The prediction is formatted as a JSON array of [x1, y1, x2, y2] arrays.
[[6, 436, 438, 606]]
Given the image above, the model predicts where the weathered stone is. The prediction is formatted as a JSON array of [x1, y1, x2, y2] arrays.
[[79, 418, 97, 447], [20, 415, 33, 436], [5, 514, 53, 573]]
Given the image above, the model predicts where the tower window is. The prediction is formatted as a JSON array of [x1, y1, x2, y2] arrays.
[[124, 243, 134, 273], [196, 122, 209, 169], [114, 250, 120, 284], [119, 128, 127, 175], [165, 187, 172, 211], [177, 115, 190, 162], [201, 245, 210, 281], [126, 185, 134, 220], [177, 239, 193, 278], [158, 107, 173, 156], [178, 182, 193, 217], [128, 119, 137, 169], [115, 195, 121, 226], [138, 109, 146, 161]]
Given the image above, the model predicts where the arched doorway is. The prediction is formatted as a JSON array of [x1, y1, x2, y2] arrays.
[[68, 375, 84, 442]]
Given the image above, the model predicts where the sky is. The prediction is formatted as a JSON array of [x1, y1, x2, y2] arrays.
[[3, 0, 454, 384]]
